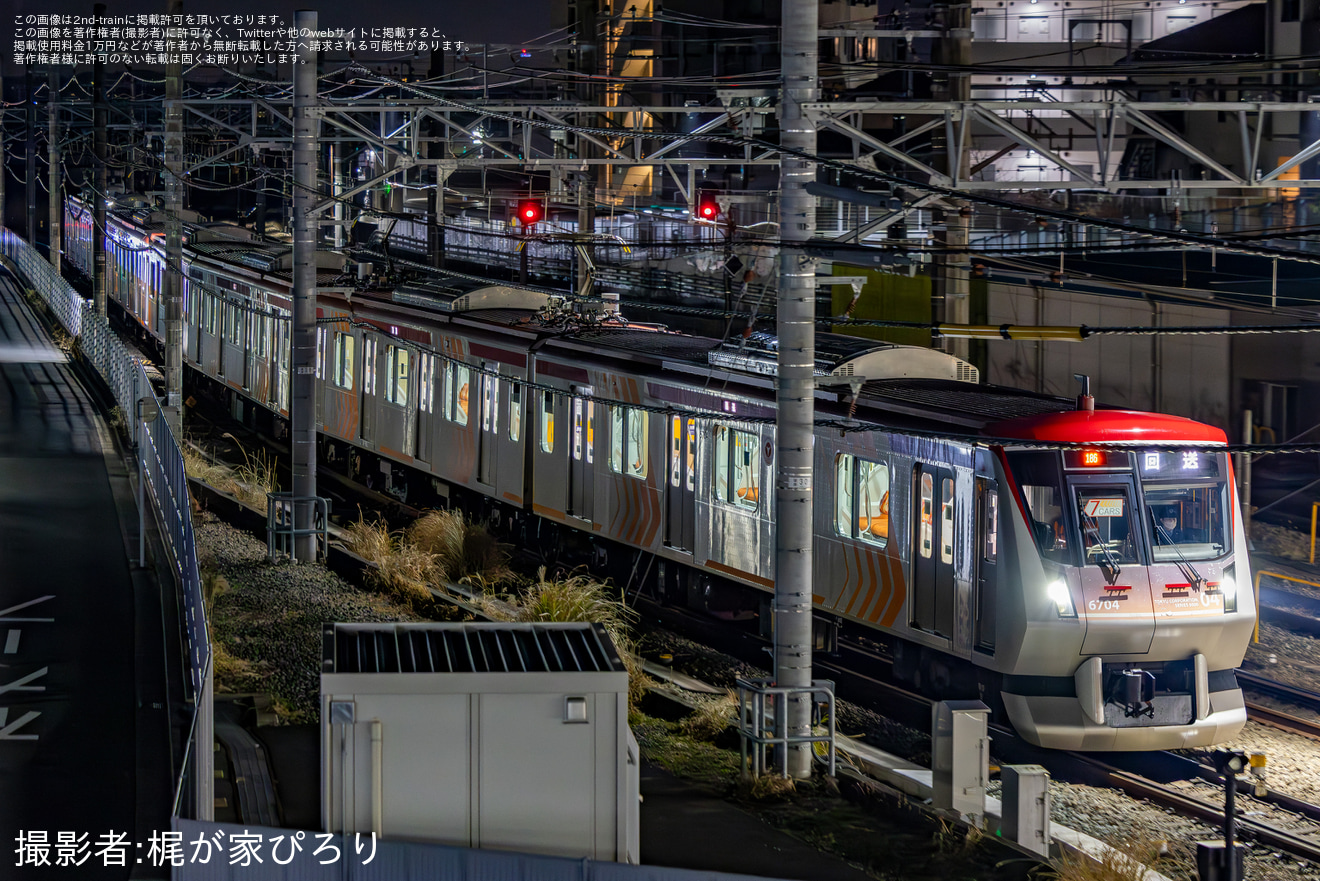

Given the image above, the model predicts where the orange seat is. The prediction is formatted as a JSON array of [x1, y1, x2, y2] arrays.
[[737, 486, 759, 502], [457, 383, 469, 417]]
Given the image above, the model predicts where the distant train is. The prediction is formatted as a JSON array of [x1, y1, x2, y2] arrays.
[[64, 194, 1254, 750]]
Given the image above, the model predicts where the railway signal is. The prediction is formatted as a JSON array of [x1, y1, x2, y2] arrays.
[[517, 199, 543, 228], [695, 192, 721, 221]]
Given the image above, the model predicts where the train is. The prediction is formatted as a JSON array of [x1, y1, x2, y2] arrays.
[[63, 193, 1255, 750]]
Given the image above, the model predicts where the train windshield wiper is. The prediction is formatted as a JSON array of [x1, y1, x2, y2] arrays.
[[1152, 517, 1205, 590], [1081, 513, 1122, 585]]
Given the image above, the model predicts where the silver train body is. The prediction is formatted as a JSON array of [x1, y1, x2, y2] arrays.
[[65, 196, 1254, 750]]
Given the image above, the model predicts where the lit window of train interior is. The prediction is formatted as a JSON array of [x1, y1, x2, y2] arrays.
[[540, 391, 555, 453], [444, 364, 471, 425], [714, 425, 759, 508], [509, 384, 522, 442], [609, 406, 648, 478], [1007, 450, 1073, 564], [836, 455, 891, 546]]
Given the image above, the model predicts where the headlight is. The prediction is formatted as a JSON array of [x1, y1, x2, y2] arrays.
[[1220, 567, 1237, 613], [1047, 579, 1076, 618]]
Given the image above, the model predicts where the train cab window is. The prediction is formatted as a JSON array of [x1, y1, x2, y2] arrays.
[[858, 460, 891, 547], [331, 332, 355, 390], [540, 392, 554, 453], [1006, 451, 1071, 564], [384, 346, 409, 406], [609, 406, 649, 479], [940, 477, 955, 564], [418, 354, 435, 413], [918, 472, 934, 559], [1140, 451, 1229, 561], [1076, 486, 1139, 566], [714, 425, 759, 509], [509, 383, 522, 442], [443, 364, 471, 425]]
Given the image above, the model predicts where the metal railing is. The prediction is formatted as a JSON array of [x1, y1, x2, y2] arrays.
[[267, 492, 330, 561], [736, 677, 837, 779], [0, 227, 211, 819]]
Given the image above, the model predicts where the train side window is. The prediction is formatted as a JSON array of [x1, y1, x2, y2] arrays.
[[418, 354, 434, 413], [384, 346, 409, 406], [715, 425, 759, 509], [685, 419, 696, 491], [858, 460, 890, 547], [363, 338, 377, 395], [509, 383, 521, 441], [1006, 451, 1071, 564], [940, 477, 955, 564], [919, 472, 934, 559], [983, 491, 999, 563], [835, 454, 855, 537], [450, 365, 470, 425], [572, 398, 584, 461], [331, 332, 354, 390], [484, 375, 499, 434], [669, 416, 682, 488], [540, 392, 554, 452], [316, 327, 326, 380], [609, 407, 649, 479], [585, 401, 595, 465]]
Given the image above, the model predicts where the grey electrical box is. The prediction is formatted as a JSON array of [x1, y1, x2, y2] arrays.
[[321, 622, 638, 863], [932, 700, 990, 825], [1001, 765, 1051, 857]]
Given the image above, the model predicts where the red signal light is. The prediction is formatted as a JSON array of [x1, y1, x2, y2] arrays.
[[695, 193, 720, 220], [517, 199, 542, 227]]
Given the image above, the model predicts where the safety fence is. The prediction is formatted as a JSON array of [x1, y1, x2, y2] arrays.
[[0, 227, 211, 820]]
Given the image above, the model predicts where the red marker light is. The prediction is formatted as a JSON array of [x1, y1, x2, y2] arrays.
[[516, 199, 542, 227], [695, 193, 721, 220]]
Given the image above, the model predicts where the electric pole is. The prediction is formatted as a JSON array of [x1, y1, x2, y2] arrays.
[[93, 2, 107, 317], [26, 68, 36, 247], [291, 9, 320, 562], [163, 0, 185, 434], [776, 0, 818, 780], [47, 67, 60, 274]]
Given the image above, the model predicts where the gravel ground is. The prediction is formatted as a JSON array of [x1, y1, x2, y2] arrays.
[[196, 513, 422, 720]]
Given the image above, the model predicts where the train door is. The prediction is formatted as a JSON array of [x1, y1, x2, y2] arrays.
[[415, 352, 436, 464], [974, 478, 998, 653], [568, 390, 595, 521], [275, 311, 290, 413], [911, 464, 956, 638], [664, 416, 697, 552], [477, 369, 499, 487], [360, 335, 378, 443]]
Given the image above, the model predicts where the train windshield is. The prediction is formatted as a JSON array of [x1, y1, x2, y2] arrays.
[[1137, 449, 1230, 562], [1006, 451, 1073, 564]]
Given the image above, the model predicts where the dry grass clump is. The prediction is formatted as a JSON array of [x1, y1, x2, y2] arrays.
[[229, 444, 279, 509], [741, 773, 798, 801], [341, 515, 437, 610], [680, 690, 738, 742], [406, 510, 514, 586], [183, 443, 238, 489], [475, 567, 651, 708], [211, 641, 264, 694], [181, 439, 279, 509], [1042, 836, 1169, 881]]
